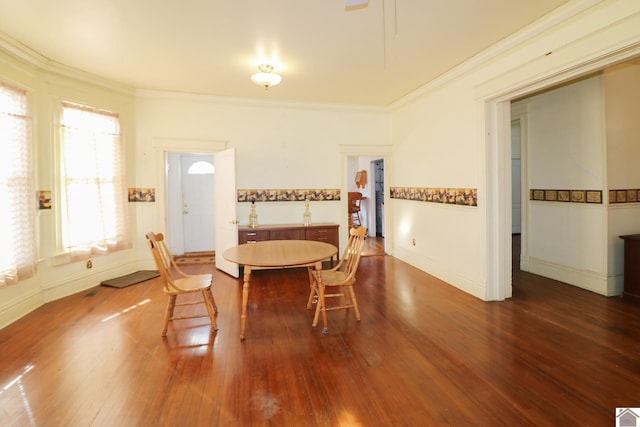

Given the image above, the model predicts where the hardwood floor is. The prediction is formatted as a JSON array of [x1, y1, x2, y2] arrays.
[[1, 247, 639, 426], [362, 235, 384, 257]]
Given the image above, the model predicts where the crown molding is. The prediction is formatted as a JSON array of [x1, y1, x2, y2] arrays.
[[0, 31, 135, 96]]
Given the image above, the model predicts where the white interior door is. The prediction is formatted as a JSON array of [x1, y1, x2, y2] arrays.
[[181, 154, 215, 252], [511, 120, 522, 234], [214, 148, 239, 277]]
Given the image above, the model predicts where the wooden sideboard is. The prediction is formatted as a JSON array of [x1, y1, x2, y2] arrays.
[[620, 234, 640, 300], [238, 223, 339, 255]]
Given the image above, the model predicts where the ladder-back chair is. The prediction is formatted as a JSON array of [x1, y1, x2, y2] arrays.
[[348, 192, 363, 228], [145, 232, 218, 336], [307, 227, 367, 333]]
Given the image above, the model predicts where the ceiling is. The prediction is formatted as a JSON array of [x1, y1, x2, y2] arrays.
[[0, 0, 571, 106]]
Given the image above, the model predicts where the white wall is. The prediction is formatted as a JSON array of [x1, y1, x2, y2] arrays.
[[0, 48, 139, 329], [390, 0, 640, 300], [133, 93, 391, 256], [523, 76, 609, 294], [604, 62, 640, 292]]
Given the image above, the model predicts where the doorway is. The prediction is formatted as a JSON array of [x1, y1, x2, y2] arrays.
[[489, 49, 640, 301], [346, 154, 386, 256], [373, 159, 384, 238], [181, 154, 215, 253], [165, 152, 215, 255]]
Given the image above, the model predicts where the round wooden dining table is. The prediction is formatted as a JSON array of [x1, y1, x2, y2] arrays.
[[223, 240, 338, 339]]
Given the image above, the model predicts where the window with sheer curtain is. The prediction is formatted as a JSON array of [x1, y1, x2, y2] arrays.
[[59, 102, 131, 259], [0, 82, 37, 287]]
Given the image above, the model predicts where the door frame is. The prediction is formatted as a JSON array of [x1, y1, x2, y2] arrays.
[[340, 145, 393, 255], [485, 44, 640, 301], [179, 153, 216, 253], [154, 139, 227, 253]]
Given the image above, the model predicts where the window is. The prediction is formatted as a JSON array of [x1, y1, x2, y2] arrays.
[[59, 102, 131, 259], [0, 82, 36, 286], [187, 160, 215, 175]]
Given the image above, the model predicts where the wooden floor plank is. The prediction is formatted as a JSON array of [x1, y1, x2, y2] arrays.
[[1, 244, 640, 426]]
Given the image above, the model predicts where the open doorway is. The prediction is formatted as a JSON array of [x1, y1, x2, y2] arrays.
[[347, 155, 385, 256], [165, 152, 215, 255], [489, 49, 640, 301], [157, 141, 237, 277]]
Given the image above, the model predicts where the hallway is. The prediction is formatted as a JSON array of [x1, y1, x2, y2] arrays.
[[362, 235, 384, 257]]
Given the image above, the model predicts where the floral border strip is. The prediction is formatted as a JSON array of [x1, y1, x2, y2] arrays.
[[609, 189, 640, 204], [390, 187, 477, 207], [237, 189, 341, 202], [529, 189, 602, 204], [128, 187, 156, 202]]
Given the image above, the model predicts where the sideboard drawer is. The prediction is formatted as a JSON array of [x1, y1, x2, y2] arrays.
[[270, 229, 306, 240], [306, 226, 339, 247], [238, 229, 270, 244], [238, 223, 339, 255]]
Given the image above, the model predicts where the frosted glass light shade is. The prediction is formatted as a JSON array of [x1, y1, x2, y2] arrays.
[[251, 64, 282, 89]]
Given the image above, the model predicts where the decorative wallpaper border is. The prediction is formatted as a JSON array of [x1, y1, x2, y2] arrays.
[[390, 187, 477, 207], [128, 187, 156, 202], [237, 189, 341, 202], [609, 189, 640, 204], [529, 189, 602, 204]]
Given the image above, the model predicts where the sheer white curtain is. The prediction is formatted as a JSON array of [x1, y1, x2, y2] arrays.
[[0, 83, 37, 286], [60, 102, 131, 259]]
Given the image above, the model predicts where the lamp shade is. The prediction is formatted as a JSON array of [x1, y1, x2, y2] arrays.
[[251, 64, 282, 89]]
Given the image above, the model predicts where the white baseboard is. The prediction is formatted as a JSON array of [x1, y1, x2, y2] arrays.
[[0, 288, 43, 330], [393, 246, 487, 301], [0, 257, 156, 329], [527, 257, 612, 296]]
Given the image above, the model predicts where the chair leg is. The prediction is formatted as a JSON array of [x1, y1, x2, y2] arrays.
[[207, 288, 218, 313], [348, 286, 361, 321], [312, 292, 322, 328], [342, 285, 351, 306], [162, 295, 177, 336], [307, 287, 318, 310], [318, 284, 330, 334], [307, 268, 317, 309], [202, 290, 218, 331], [312, 281, 324, 327]]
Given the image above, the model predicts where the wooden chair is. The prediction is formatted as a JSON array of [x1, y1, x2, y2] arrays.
[[307, 227, 368, 333], [145, 232, 218, 336], [348, 191, 363, 228]]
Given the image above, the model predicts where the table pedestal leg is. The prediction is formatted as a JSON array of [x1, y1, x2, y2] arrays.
[[240, 266, 252, 340]]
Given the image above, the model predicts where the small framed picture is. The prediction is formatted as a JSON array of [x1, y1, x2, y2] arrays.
[[37, 190, 52, 209], [128, 188, 156, 202], [570, 190, 586, 203], [586, 190, 602, 204], [557, 190, 570, 202]]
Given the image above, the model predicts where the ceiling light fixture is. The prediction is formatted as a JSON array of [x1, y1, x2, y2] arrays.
[[251, 64, 282, 90], [345, 0, 368, 10]]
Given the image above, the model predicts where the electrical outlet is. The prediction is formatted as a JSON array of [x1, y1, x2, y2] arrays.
[[412, 238, 416, 246], [86, 260, 93, 269]]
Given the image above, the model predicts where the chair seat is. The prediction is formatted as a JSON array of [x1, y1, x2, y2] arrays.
[[312, 270, 352, 286], [167, 274, 212, 294]]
